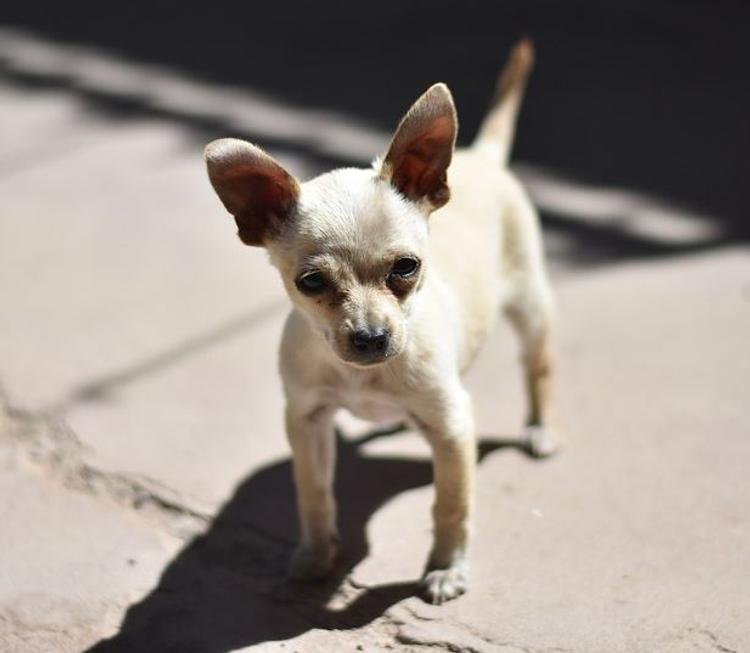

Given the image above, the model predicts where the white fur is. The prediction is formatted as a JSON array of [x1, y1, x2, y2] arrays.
[[204, 39, 557, 604]]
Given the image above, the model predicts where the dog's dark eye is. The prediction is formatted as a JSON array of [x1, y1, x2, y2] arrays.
[[391, 257, 420, 277], [296, 272, 328, 295]]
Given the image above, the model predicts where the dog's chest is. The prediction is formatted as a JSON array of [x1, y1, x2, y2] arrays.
[[328, 373, 408, 424]]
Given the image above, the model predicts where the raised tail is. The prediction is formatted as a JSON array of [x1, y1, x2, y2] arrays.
[[473, 38, 535, 165]]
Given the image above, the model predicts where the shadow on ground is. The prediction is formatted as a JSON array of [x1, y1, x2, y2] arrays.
[[86, 427, 531, 653]]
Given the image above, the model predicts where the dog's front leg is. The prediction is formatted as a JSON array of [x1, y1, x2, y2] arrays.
[[285, 403, 339, 581], [417, 389, 476, 604]]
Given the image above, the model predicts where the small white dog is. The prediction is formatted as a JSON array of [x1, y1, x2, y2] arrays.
[[205, 39, 557, 604]]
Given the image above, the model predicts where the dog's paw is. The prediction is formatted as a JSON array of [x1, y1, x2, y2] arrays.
[[287, 542, 337, 582], [418, 565, 468, 605], [525, 425, 560, 458]]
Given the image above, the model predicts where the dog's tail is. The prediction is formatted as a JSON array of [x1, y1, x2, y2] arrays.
[[473, 38, 534, 165]]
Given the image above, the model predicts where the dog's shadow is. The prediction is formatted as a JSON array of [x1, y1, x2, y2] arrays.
[[87, 427, 533, 653]]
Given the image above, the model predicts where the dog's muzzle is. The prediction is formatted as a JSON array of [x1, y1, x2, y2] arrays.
[[345, 326, 392, 364]]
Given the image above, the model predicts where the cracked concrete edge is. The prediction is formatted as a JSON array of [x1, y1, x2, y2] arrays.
[[349, 575, 548, 653], [2, 378, 358, 564], [388, 612, 744, 653], [387, 605, 563, 653], [394, 619, 496, 653], [394, 621, 533, 653], [380, 601, 557, 653], [1, 381, 232, 542]]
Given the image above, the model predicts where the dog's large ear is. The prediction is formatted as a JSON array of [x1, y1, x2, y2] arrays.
[[380, 83, 458, 211], [205, 139, 300, 246]]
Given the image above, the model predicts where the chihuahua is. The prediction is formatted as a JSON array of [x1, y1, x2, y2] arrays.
[[204, 39, 557, 604]]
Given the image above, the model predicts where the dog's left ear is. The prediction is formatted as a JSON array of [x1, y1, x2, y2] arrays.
[[380, 83, 458, 211]]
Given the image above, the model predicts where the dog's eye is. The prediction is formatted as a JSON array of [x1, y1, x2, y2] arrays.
[[296, 272, 329, 295], [391, 257, 420, 277]]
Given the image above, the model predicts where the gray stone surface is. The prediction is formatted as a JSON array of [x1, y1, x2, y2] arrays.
[[1, 29, 748, 653]]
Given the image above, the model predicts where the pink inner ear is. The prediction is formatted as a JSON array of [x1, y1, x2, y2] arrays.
[[217, 164, 298, 246], [390, 115, 454, 204]]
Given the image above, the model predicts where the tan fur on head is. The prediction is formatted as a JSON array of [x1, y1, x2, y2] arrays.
[[267, 167, 429, 366], [203, 87, 458, 367]]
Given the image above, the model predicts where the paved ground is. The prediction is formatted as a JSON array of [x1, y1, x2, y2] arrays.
[[1, 27, 749, 653]]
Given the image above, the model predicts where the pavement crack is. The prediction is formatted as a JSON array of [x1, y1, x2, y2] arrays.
[[686, 627, 738, 653], [388, 605, 570, 653], [394, 632, 483, 653], [401, 605, 439, 623], [1, 387, 211, 537]]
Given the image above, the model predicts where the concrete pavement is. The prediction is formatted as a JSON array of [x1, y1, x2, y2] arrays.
[[1, 29, 748, 653]]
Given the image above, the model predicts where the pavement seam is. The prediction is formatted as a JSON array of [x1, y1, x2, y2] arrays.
[[1, 382, 227, 540]]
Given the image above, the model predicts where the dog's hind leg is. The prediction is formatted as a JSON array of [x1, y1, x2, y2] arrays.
[[501, 185, 559, 457], [472, 38, 559, 455], [506, 290, 558, 457]]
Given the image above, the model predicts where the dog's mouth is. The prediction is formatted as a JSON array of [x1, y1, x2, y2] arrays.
[[334, 337, 403, 368], [338, 347, 399, 368]]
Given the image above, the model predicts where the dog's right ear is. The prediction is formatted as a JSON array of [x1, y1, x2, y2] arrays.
[[205, 139, 300, 246]]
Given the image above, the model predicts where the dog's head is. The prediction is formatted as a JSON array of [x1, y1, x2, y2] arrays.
[[205, 84, 457, 367]]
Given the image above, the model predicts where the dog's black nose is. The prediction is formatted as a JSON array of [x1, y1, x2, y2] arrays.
[[351, 327, 390, 356]]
